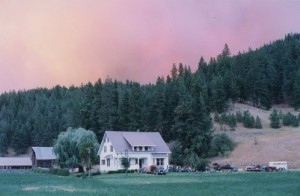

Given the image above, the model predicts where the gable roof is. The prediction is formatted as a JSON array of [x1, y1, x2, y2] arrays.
[[99, 131, 171, 154], [32, 147, 56, 160], [0, 157, 32, 166]]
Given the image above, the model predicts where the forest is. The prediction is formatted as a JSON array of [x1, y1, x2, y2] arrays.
[[0, 33, 300, 163]]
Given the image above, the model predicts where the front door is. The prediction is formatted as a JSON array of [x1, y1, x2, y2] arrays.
[[139, 159, 143, 169]]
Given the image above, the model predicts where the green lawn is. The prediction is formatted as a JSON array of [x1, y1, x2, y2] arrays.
[[0, 172, 300, 195]]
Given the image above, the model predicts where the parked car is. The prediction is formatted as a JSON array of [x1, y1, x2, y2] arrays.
[[168, 165, 179, 172], [154, 166, 166, 175]]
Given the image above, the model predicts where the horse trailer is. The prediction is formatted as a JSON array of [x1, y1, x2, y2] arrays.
[[269, 161, 288, 171]]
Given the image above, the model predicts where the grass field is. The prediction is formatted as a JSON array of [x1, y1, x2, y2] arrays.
[[0, 172, 300, 196]]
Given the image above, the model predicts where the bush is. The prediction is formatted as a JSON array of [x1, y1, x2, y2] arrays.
[[215, 113, 236, 130], [91, 171, 101, 176], [228, 113, 237, 129], [214, 113, 220, 122], [196, 159, 210, 172], [209, 133, 235, 157], [107, 169, 136, 174], [32, 167, 49, 173], [49, 168, 69, 176], [235, 111, 243, 122], [282, 112, 299, 127]]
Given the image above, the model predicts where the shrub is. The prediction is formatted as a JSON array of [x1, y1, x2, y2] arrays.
[[220, 113, 227, 124], [58, 169, 69, 176], [209, 133, 235, 157], [32, 167, 49, 173], [91, 171, 101, 176], [196, 159, 210, 172], [235, 111, 243, 122], [228, 113, 237, 129], [282, 112, 299, 127], [49, 168, 69, 176], [214, 113, 220, 122], [107, 169, 136, 174]]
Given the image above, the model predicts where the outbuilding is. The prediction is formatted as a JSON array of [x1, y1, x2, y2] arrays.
[[0, 157, 32, 170], [32, 147, 56, 168]]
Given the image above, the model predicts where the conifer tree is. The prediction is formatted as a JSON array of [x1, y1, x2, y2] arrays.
[[270, 109, 281, 129], [293, 69, 300, 110], [254, 116, 263, 129]]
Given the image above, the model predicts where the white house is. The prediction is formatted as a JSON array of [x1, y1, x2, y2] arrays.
[[97, 131, 171, 172]]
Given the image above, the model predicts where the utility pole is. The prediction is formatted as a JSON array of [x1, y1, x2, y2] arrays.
[[87, 147, 91, 178]]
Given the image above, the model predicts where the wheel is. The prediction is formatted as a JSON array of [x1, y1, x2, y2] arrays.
[[268, 167, 272, 172]]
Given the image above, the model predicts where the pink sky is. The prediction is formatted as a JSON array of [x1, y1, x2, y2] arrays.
[[1, 0, 300, 92]]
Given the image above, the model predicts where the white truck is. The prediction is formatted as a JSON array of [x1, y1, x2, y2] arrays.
[[269, 161, 288, 171]]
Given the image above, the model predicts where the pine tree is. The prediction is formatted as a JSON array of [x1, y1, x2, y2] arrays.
[[0, 121, 9, 155], [209, 75, 227, 113], [254, 116, 263, 129], [197, 56, 207, 74], [243, 110, 255, 128], [293, 69, 300, 110], [98, 77, 118, 137], [270, 109, 281, 129]]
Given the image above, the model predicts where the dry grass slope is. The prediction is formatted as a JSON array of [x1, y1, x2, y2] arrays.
[[212, 103, 300, 169]]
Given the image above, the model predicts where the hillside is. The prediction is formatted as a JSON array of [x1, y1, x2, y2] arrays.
[[212, 103, 300, 169]]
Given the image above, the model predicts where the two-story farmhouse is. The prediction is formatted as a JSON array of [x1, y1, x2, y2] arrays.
[[98, 131, 171, 172]]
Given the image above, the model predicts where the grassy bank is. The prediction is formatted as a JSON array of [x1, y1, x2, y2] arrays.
[[0, 172, 300, 195]]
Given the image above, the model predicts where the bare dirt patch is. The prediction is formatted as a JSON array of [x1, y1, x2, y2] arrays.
[[22, 185, 85, 192]]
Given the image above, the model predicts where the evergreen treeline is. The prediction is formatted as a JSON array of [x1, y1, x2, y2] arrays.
[[0, 33, 300, 158]]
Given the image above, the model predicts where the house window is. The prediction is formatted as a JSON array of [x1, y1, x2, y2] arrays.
[[107, 159, 110, 167], [145, 147, 152, 151], [134, 147, 137, 151], [104, 146, 107, 153], [110, 145, 113, 152], [139, 147, 142, 151], [101, 160, 105, 165], [135, 159, 138, 165], [156, 158, 164, 166]]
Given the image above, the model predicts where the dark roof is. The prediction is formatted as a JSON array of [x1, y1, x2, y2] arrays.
[[32, 147, 56, 160], [99, 131, 171, 154]]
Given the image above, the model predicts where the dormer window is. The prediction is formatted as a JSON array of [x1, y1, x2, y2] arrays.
[[133, 146, 153, 151]]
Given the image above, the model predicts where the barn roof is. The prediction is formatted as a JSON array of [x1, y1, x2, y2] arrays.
[[98, 131, 171, 154], [0, 157, 32, 166], [32, 147, 56, 160]]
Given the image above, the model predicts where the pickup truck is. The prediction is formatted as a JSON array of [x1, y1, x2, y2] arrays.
[[245, 164, 262, 172]]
